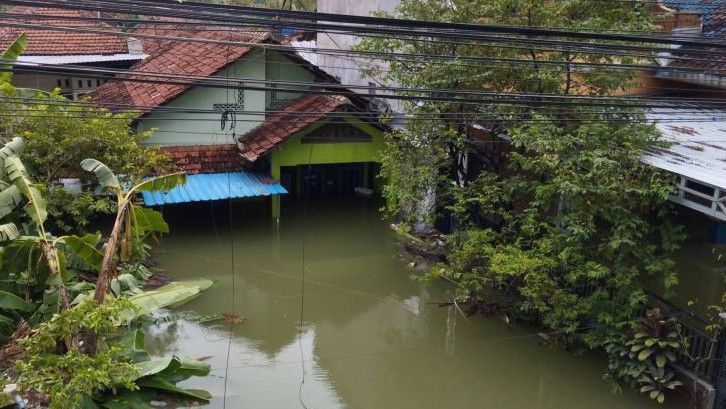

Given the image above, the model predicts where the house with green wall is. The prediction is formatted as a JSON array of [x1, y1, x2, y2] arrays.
[[89, 25, 387, 221]]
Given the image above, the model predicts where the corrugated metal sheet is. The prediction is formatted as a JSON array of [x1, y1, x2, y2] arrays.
[[141, 171, 287, 206], [18, 53, 147, 64], [643, 107, 726, 189]]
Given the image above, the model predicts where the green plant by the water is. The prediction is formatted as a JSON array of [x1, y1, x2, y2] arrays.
[[604, 308, 683, 402], [14, 299, 139, 409]]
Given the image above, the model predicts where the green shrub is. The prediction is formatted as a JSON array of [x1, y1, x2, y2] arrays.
[[15, 298, 139, 409]]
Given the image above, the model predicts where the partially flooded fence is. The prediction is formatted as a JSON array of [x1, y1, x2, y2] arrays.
[[644, 290, 722, 385], [568, 282, 723, 384]]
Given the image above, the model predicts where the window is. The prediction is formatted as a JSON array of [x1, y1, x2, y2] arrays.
[[77, 80, 83, 88], [65, 79, 70, 87], [56, 79, 62, 88], [301, 123, 373, 144], [87, 79, 92, 87], [96, 79, 101, 86]]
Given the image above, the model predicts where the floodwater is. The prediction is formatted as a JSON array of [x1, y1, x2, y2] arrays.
[[146, 198, 689, 409], [671, 208, 726, 314]]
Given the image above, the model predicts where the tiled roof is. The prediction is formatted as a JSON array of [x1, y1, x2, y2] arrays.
[[0, 7, 129, 56], [161, 144, 244, 174], [661, 0, 726, 34], [664, 45, 726, 82], [656, 2, 725, 84], [704, 5, 726, 34], [237, 94, 351, 162], [88, 28, 269, 114]]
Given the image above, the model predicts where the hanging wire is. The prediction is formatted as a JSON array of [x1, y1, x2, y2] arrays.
[[14, 0, 726, 49], [297, 144, 314, 409], [3, 18, 726, 67], [220, 26, 235, 409], [3, 0, 726, 53]]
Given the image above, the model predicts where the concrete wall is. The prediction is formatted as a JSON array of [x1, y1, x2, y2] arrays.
[[139, 50, 317, 146], [13, 73, 108, 99], [316, 0, 401, 112], [265, 50, 317, 108]]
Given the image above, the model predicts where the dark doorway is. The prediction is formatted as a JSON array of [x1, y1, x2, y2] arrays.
[[280, 163, 375, 197]]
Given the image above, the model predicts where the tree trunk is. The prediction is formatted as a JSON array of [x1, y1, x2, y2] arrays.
[[39, 241, 69, 310], [93, 201, 129, 302]]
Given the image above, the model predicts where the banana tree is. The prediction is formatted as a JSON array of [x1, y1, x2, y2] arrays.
[[81, 159, 185, 302], [0, 138, 81, 343], [2, 139, 75, 312]]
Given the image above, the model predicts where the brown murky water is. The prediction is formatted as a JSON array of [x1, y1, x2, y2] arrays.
[[146, 198, 690, 409]]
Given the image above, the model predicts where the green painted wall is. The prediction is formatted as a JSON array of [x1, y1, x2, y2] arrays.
[[269, 117, 385, 179], [265, 51, 317, 108], [139, 50, 318, 146]]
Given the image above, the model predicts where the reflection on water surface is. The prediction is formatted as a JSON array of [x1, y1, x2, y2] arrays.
[[147, 199, 688, 409]]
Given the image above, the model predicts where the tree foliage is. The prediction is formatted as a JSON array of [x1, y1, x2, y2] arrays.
[[358, 0, 685, 398], [0, 39, 172, 233], [15, 298, 140, 409]]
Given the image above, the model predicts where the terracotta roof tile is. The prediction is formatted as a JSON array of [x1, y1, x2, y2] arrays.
[[0, 7, 129, 56], [662, 1, 726, 34], [88, 28, 269, 113], [657, 3, 725, 79], [161, 144, 242, 174], [238, 94, 351, 162]]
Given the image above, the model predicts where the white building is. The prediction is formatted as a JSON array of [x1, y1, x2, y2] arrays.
[[316, 0, 401, 114]]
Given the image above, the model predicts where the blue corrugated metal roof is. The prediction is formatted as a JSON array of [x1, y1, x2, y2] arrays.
[[141, 172, 287, 206]]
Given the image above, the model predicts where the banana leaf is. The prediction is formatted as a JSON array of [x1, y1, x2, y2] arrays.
[[98, 391, 154, 409], [5, 156, 47, 227], [133, 207, 169, 235], [0, 289, 32, 311], [0, 185, 22, 219], [1, 239, 36, 275], [0, 138, 24, 182], [0, 34, 26, 83], [119, 329, 150, 363], [124, 279, 213, 319], [135, 377, 211, 402], [112, 273, 142, 296], [0, 313, 16, 338], [0, 223, 19, 242], [135, 357, 178, 379], [80, 159, 121, 192], [161, 358, 211, 382], [132, 173, 186, 194], [62, 234, 103, 270], [134, 355, 210, 389]]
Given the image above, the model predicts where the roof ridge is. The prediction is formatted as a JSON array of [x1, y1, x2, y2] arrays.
[[238, 93, 353, 163]]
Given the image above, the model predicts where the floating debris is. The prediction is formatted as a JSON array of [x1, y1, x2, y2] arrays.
[[223, 314, 247, 325]]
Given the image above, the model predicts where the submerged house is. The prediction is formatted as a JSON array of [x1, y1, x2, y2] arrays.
[[88, 23, 388, 221]]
